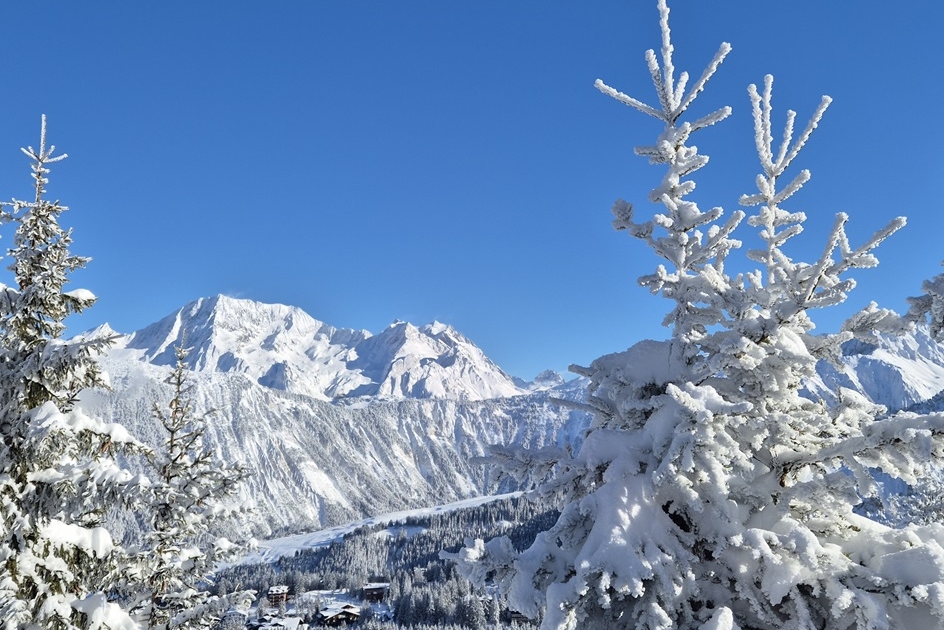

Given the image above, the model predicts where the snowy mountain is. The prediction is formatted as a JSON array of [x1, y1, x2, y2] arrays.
[[514, 369, 568, 392], [809, 326, 944, 412], [77, 296, 587, 537], [116, 295, 524, 402], [81, 356, 586, 538], [344, 319, 523, 400]]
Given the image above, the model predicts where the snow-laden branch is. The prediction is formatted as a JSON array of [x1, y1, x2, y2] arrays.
[[595, 1, 740, 351], [595, 0, 730, 125], [906, 262, 944, 341]]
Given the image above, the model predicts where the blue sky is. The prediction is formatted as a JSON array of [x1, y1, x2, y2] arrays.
[[0, 1, 941, 380]]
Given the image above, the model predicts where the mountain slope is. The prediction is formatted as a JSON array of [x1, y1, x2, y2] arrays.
[[809, 326, 944, 412], [79, 348, 586, 537]]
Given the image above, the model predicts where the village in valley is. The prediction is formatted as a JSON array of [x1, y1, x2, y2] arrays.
[[226, 582, 390, 629], [208, 495, 552, 629]]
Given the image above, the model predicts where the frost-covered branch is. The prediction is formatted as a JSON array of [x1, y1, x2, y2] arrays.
[[735, 76, 908, 365], [595, 0, 731, 126], [906, 262, 944, 342], [595, 1, 741, 351]]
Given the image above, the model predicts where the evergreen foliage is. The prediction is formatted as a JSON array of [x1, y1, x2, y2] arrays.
[[0, 117, 146, 629], [128, 344, 250, 629], [452, 3, 944, 629], [907, 263, 944, 343]]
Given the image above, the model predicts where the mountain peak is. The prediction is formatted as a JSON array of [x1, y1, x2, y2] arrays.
[[189, 294, 322, 333], [533, 369, 566, 387], [114, 296, 522, 402], [79, 322, 122, 340], [422, 321, 451, 336]]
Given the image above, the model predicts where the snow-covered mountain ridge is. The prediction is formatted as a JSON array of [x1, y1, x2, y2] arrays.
[[109, 293, 944, 414], [115, 295, 527, 402], [810, 326, 944, 413]]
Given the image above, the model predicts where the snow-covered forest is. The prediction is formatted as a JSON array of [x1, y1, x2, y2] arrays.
[[2, 1, 944, 629], [216, 496, 558, 629]]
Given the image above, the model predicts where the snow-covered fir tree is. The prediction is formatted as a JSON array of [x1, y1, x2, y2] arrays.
[[907, 263, 944, 343], [129, 344, 249, 629], [452, 3, 944, 629], [0, 117, 146, 629]]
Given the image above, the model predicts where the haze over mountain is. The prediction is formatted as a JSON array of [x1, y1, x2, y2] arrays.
[[75, 295, 944, 539]]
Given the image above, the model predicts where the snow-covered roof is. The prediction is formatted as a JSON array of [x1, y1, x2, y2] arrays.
[[319, 602, 361, 618]]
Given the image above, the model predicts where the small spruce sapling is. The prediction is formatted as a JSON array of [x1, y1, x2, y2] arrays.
[[130, 343, 250, 630]]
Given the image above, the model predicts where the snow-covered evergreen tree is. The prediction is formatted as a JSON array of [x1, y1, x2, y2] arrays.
[[452, 3, 944, 629], [0, 116, 146, 629], [907, 263, 944, 343], [129, 343, 249, 630]]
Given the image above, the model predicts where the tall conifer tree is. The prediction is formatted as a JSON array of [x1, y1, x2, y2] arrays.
[[0, 117, 145, 629], [453, 3, 944, 628]]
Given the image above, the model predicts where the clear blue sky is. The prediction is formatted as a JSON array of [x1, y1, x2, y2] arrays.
[[0, 1, 941, 380]]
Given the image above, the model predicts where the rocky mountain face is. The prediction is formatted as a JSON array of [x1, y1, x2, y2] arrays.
[[76, 295, 944, 538]]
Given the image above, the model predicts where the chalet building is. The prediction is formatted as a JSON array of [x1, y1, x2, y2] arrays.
[[220, 609, 248, 628], [507, 609, 533, 623], [361, 582, 390, 602], [314, 603, 361, 627], [247, 617, 304, 630], [267, 585, 290, 607]]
